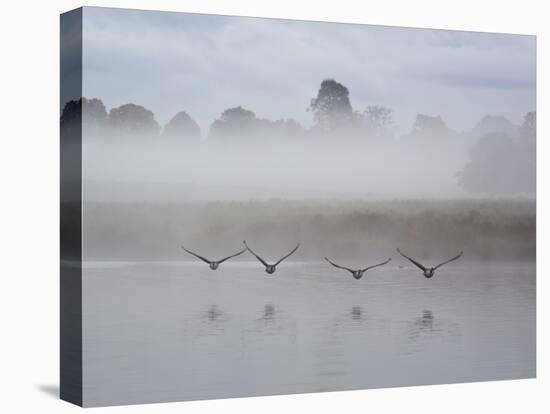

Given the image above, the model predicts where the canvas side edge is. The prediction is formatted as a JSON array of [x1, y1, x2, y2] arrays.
[[60, 7, 83, 407]]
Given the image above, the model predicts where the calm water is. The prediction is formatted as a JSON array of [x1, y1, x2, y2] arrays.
[[82, 261, 535, 406]]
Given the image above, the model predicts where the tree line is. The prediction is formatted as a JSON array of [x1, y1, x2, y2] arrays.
[[60, 79, 444, 141], [61, 79, 536, 195]]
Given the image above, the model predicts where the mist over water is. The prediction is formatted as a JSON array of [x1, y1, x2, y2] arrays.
[[80, 131, 535, 264]]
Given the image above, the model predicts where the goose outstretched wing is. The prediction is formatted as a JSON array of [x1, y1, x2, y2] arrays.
[[243, 241, 269, 267], [434, 251, 463, 270], [324, 257, 355, 274], [362, 257, 392, 272], [396, 249, 427, 271], [274, 243, 300, 266], [181, 246, 211, 264], [217, 248, 247, 264]]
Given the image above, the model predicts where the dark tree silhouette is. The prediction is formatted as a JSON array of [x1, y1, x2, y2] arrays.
[[309, 79, 355, 131], [209, 106, 261, 140], [162, 111, 201, 141], [108, 103, 160, 136]]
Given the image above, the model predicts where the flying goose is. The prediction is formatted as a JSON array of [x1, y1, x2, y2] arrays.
[[181, 246, 246, 270], [324, 257, 392, 280], [396, 248, 463, 278], [243, 240, 300, 274]]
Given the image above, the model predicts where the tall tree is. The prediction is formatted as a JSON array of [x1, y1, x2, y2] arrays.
[[309, 79, 354, 131]]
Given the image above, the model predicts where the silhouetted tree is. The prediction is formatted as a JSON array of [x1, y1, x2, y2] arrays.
[[209, 106, 261, 140], [108, 103, 160, 136], [309, 79, 355, 131], [162, 111, 201, 141]]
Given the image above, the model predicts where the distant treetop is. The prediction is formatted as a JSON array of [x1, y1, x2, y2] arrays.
[[209, 106, 259, 140], [163, 111, 201, 140], [108, 103, 160, 136]]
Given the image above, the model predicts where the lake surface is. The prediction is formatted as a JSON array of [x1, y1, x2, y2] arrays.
[[82, 260, 535, 406]]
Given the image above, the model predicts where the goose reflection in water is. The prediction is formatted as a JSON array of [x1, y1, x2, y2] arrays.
[[350, 305, 363, 320], [204, 305, 224, 322], [259, 303, 276, 322], [408, 309, 438, 344], [418, 310, 434, 331]]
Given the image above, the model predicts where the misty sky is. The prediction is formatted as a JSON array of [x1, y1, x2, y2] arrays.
[[81, 6, 536, 135]]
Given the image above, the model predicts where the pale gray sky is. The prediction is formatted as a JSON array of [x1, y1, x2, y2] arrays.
[[82, 6, 536, 135]]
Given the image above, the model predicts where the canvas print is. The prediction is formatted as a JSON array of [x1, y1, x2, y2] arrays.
[[60, 6, 536, 407]]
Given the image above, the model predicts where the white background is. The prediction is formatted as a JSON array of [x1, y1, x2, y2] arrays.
[[0, 0, 547, 412]]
